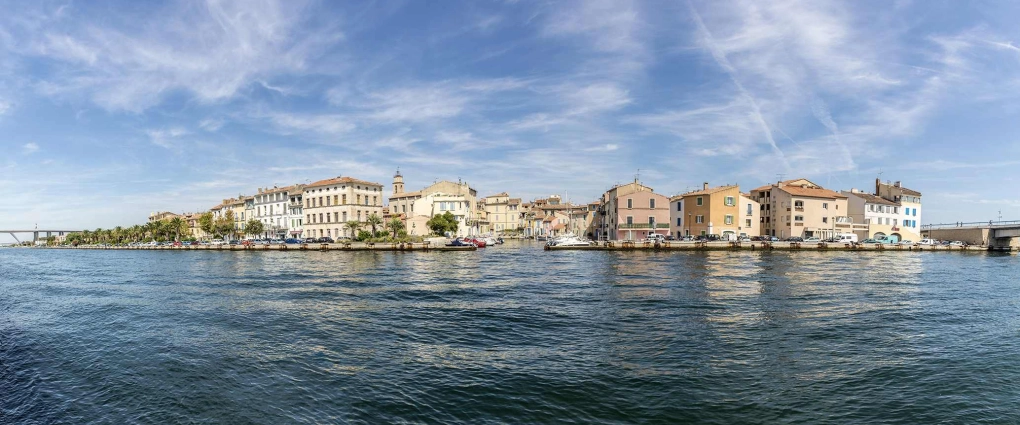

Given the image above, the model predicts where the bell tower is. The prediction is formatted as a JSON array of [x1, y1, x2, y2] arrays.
[[393, 169, 404, 195]]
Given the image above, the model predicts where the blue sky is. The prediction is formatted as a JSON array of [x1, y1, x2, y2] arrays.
[[2, 0, 1020, 236]]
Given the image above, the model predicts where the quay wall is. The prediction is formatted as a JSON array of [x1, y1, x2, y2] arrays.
[[924, 228, 989, 246]]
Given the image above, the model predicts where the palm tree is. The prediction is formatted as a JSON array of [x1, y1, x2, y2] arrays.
[[343, 220, 361, 239], [386, 217, 405, 238], [366, 213, 383, 237], [168, 217, 186, 241]]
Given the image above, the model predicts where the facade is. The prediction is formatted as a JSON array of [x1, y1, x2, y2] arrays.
[[388, 172, 479, 237], [740, 194, 761, 238], [593, 180, 670, 241], [840, 179, 922, 242], [876, 179, 922, 242], [483, 192, 522, 235], [750, 179, 862, 239], [303, 176, 384, 239], [670, 183, 750, 239], [148, 211, 179, 223], [253, 186, 302, 239]]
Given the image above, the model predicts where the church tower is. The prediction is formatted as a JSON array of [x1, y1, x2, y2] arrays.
[[393, 169, 404, 195]]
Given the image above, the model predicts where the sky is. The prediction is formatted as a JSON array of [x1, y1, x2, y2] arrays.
[[2, 0, 1020, 237]]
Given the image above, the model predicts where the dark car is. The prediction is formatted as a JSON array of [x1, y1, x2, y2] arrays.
[[317, 237, 335, 243], [284, 238, 301, 244], [665, 235, 677, 241], [228, 240, 240, 245], [786, 236, 804, 242]]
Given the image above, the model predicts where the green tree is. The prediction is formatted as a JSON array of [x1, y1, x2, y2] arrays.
[[168, 217, 186, 241], [199, 212, 215, 239], [244, 220, 264, 238], [366, 213, 383, 237], [356, 230, 373, 241], [214, 210, 235, 240], [343, 220, 361, 239], [426, 212, 459, 235], [386, 217, 405, 238]]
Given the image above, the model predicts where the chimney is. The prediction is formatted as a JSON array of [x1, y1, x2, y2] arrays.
[[875, 178, 881, 194], [703, 182, 709, 190], [894, 181, 901, 188]]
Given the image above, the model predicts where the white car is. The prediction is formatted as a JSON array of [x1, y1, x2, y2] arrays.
[[917, 239, 938, 246], [949, 241, 967, 247], [897, 240, 914, 246], [209, 239, 225, 246], [804, 237, 820, 242], [647, 234, 666, 243]]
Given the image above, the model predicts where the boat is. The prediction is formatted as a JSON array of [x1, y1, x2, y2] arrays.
[[546, 234, 593, 247], [446, 238, 476, 247], [482, 236, 498, 246]]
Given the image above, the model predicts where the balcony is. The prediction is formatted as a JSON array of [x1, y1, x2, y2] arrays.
[[795, 207, 804, 212]]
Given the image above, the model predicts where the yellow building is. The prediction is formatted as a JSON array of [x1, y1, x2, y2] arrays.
[[483, 192, 522, 235], [750, 179, 864, 239], [670, 183, 751, 239], [303, 176, 385, 239]]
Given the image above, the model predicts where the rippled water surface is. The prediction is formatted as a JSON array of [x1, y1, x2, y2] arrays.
[[2, 243, 1019, 424]]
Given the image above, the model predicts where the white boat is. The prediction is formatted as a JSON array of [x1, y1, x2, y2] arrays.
[[547, 234, 593, 247], [482, 236, 498, 245]]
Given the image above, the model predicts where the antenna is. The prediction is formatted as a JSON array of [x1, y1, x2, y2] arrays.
[[776, 173, 786, 182], [635, 169, 641, 183]]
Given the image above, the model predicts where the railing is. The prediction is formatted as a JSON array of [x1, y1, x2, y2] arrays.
[[618, 223, 671, 229], [922, 220, 1020, 230]]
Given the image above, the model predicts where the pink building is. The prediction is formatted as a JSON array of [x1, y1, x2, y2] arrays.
[[594, 180, 671, 241]]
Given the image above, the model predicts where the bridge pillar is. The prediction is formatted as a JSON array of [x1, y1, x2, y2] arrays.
[[33, 231, 39, 243]]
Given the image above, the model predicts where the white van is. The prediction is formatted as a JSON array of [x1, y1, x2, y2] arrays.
[[834, 233, 858, 243]]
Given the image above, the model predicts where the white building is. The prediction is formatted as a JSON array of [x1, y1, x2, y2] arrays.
[[388, 172, 479, 237], [253, 184, 303, 239], [841, 179, 922, 243], [302, 176, 384, 239]]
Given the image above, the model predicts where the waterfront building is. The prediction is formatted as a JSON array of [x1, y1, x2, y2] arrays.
[[669, 183, 754, 239], [740, 194, 761, 239], [387, 171, 478, 237], [148, 211, 180, 223], [303, 176, 384, 239], [593, 179, 670, 241], [253, 186, 303, 239], [482, 192, 522, 235], [182, 213, 207, 240], [228, 197, 248, 235], [876, 179, 922, 241], [750, 179, 862, 239]]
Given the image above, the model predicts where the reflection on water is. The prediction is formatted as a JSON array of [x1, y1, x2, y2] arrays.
[[1, 244, 1018, 424]]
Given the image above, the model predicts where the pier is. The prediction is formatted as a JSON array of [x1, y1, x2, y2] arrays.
[[53, 242, 475, 252]]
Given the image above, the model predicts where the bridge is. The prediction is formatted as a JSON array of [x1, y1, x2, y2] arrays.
[[1, 229, 81, 244], [921, 220, 1020, 251]]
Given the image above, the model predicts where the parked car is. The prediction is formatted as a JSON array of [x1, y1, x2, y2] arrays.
[[737, 236, 751, 242], [284, 238, 301, 244], [949, 241, 967, 247], [172, 241, 183, 247], [917, 239, 938, 246], [228, 240, 240, 245], [647, 234, 666, 243], [665, 235, 677, 241], [209, 239, 225, 246], [834, 234, 858, 244], [786, 236, 804, 242], [189, 241, 200, 246], [804, 237, 820, 242], [861, 238, 880, 244], [896, 240, 913, 246], [317, 237, 335, 243], [270, 239, 285, 245]]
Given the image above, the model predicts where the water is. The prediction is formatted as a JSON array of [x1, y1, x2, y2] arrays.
[[2, 243, 1018, 424]]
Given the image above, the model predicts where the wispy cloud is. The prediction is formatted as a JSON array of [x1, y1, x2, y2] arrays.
[[147, 128, 188, 149], [22, 142, 39, 154]]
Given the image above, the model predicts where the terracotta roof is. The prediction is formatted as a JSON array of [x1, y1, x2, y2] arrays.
[[680, 184, 738, 198], [776, 185, 846, 199], [551, 223, 565, 231], [306, 176, 382, 189], [899, 187, 921, 196], [509, 198, 522, 205], [846, 192, 898, 206], [487, 192, 509, 198]]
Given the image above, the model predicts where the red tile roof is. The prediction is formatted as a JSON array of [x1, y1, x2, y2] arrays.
[[306, 176, 382, 188]]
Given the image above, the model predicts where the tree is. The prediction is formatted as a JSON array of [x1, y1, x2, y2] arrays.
[[214, 210, 235, 239], [199, 212, 215, 240], [343, 220, 361, 239], [244, 220, 264, 238], [427, 211, 459, 235], [386, 217, 405, 238], [366, 213, 383, 237], [168, 217, 186, 241]]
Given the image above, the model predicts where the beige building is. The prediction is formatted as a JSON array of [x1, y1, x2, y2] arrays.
[[388, 171, 479, 237], [669, 183, 756, 239], [750, 179, 863, 239], [303, 176, 384, 239], [148, 211, 180, 223], [482, 192, 523, 235]]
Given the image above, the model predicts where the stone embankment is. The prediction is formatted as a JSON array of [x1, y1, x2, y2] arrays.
[[546, 241, 1008, 252], [59, 242, 475, 251]]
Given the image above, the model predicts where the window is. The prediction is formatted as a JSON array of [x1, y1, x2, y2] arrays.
[[627, 199, 633, 209], [794, 200, 804, 208], [326, 197, 331, 206], [912, 209, 917, 217], [822, 217, 828, 223], [725, 196, 735, 206], [649, 199, 655, 209], [677, 202, 682, 211], [725, 215, 733, 225], [697, 197, 703, 206], [696, 215, 704, 224], [747, 203, 753, 215], [648, 216, 655, 225], [701, 230, 706, 236], [318, 213, 323, 223], [334, 212, 339, 222], [794, 215, 804, 221], [823, 203, 828, 209], [745, 219, 751, 227], [677, 218, 682, 226], [626, 216, 633, 225], [342, 195, 347, 204]]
